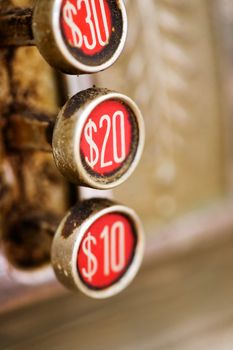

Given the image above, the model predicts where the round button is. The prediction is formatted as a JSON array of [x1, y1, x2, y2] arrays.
[[52, 87, 145, 189], [33, 0, 127, 74], [52, 198, 145, 298]]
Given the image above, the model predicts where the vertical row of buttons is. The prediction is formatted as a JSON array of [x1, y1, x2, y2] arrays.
[[0, 0, 146, 298]]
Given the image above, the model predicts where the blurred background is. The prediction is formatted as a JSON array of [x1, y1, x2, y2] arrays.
[[1, 0, 233, 349]]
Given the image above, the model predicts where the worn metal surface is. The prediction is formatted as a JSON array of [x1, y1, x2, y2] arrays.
[[0, 7, 34, 46], [0, 0, 72, 275]]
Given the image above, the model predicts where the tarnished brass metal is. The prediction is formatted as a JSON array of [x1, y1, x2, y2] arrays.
[[6, 113, 53, 151], [3, 45, 61, 151], [0, 42, 72, 273], [0, 7, 34, 46]]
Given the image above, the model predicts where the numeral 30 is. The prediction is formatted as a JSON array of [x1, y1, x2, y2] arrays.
[[63, 0, 110, 50]]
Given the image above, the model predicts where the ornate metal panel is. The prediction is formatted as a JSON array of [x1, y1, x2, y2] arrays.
[[96, 0, 230, 233]]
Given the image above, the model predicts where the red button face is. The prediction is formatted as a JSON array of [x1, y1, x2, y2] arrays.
[[80, 100, 133, 176], [61, 0, 112, 56], [77, 212, 136, 289], [59, 0, 126, 69]]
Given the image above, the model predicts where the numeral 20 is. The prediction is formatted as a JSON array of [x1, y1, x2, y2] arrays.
[[100, 111, 126, 168]]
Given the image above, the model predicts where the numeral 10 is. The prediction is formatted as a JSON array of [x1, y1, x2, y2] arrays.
[[100, 221, 126, 276]]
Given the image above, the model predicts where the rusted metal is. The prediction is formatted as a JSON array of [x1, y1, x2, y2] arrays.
[[1, 46, 61, 151], [0, 24, 73, 273], [6, 113, 53, 151], [0, 7, 34, 46]]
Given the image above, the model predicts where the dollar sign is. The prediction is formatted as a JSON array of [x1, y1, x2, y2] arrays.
[[82, 232, 98, 282], [63, 1, 83, 48], [84, 118, 99, 168]]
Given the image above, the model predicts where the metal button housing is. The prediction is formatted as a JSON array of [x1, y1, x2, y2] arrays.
[[52, 198, 145, 299], [52, 87, 145, 190], [33, 0, 128, 74]]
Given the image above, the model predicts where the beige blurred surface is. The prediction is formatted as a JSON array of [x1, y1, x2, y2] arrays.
[[1, 220, 233, 350], [95, 0, 227, 232]]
